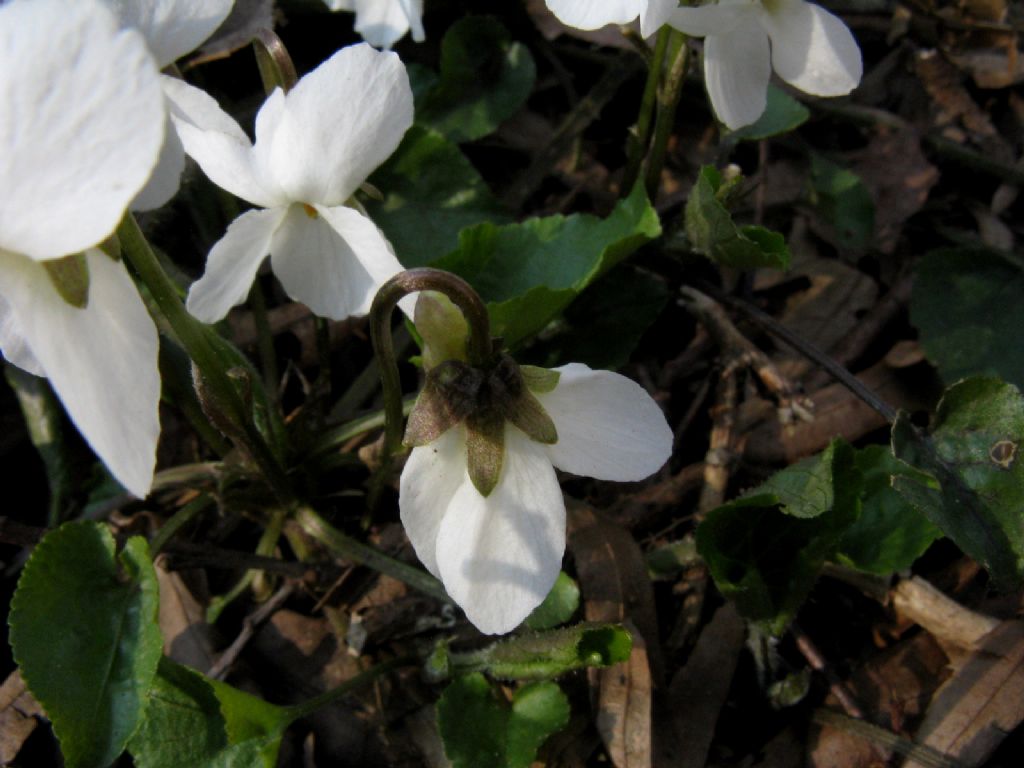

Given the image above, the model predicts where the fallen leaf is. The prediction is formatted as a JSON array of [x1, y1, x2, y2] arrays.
[[0, 670, 42, 765], [157, 561, 216, 671]]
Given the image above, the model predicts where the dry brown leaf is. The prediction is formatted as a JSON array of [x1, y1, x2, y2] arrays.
[[568, 503, 660, 768], [904, 620, 1024, 767], [0, 670, 42, 765], [666, 602, 746, 768], [156, 561, 216, 671]]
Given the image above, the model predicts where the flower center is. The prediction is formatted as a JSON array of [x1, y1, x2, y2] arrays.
[[301, 203, 318, 219]]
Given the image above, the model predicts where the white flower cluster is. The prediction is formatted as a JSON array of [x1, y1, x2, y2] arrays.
[[545, 0, 863, 129], [0, 0, 674, 635]]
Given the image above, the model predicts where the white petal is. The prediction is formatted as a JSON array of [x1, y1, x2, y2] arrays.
[[664, 0, 751, 36], [435, 428, 565, 635], [0, 290, 44, 376], [0, 0, 164, 261], [164, 77, 284, 208], [640, 0, 677, 37], [536, 363, 672, 482], [400, 0, 426, 42], [350, 0, 412, 48], [545, 0, 646, 30], [131, 110, 186, 211], [270, 205, 405, 321], [266, 44, 414, 205], [0, 250, 159, 497], [399, 427, 468, 578], [187, 208, 285, 323], [762, 0, 862, 96], [104, 0, 234, 67], [703, 19, 772, 129], [325, 0, 356, 9]]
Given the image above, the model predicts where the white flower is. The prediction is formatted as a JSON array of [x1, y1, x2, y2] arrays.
[[664, 0, 862, 129], [0, 0, 165, 496], [167, 44, 413, 323], [544, 0, 679, 36], [103, 0, 235, 210], [399, 363, 673, 634], [324, 0, 425, 49]]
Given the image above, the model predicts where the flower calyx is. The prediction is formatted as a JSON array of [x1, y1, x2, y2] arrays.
[[405, 353, 561, 497], [42, 253, 90, 309]]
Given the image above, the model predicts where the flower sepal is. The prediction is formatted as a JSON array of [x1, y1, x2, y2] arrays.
[[42, 254, 90, 309]]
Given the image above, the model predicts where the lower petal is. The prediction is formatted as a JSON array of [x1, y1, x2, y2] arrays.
[[131, 111, 185, 212], [0, 250, 160, 497], [186, 207, 285, 323], [271, 205, 405, 321], [536, 363, 673, 481], [545, 0, 645, 30], [763, 0, 862, 96], [435, 428, 565, 635], [399, 427, 468, 578], [0, 290, 44, 376], [704, 21, 772, 129]]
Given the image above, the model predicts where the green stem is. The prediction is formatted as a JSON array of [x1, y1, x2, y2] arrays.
[[252, 28, 298, 93], [150, 494, 214, 555], [644, 29, 688, 200], [118, 213, 293, 499], [622, 26, 670, 195], [285, 656, 413, 722], [248, 281, 280, 404], [295, 505, 449, 602], [308, 397, 416, 462]]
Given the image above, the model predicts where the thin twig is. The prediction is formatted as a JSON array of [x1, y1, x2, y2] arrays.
[[791, 622, 865, 719], [208, 581, 297, 680]]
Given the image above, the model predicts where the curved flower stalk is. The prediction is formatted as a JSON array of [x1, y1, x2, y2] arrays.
[[376, 282, 674, 635], [0, 0, 165, 496], [168, 43, 413, 323], [544, 0, 680, 36], [103, 0, 235, 210], [323, 0, 425, 49], [664, 0, 862, 129]]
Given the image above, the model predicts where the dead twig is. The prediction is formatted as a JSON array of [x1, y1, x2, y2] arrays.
[[208, 581, 297, 680]]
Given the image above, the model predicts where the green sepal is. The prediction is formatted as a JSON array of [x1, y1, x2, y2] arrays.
[[506, 389, 557, 445], [416, 290, 470, 370], [42, 253, 90, 309], [98, 234, 121, 261], [405, 361, 481, 447], [466, 408, 505, 496], [519, 365, 560, 394]]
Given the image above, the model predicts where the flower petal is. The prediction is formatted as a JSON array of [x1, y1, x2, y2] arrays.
[[545, 0, 646, 30], [269, 205, 405, 321], [104, 0, 234, 67], [536, 363, 672, 482], [164, 77, 284, 208], [349, 0, 419, 48], [0, 291, 44, 376], [0, 250, 159, 497], [435, 428, 565, 635], [265, 44, 413, 205], [399, 427, 468, 578], [664, 0, 751, 37], [703, 18, 772, 129], [187, 207, 285, 323], [0, 0, 164, 261], [131, 110, 186, 211], [762, 0, 862, 97]]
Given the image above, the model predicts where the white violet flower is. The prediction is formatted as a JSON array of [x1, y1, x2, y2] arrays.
[[323, 0, 425, 49], [399, 348, 673, 634], [544, 0, 680, 36], [167, 43, 413, 323], [104, 0, 236, 210], [664, 0, 862, 129], [0, 0, 165, 496]]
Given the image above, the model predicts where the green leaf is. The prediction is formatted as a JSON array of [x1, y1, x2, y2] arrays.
[[911, 248, 1024, 390], [450, 623, 632, 681], [685, 166, 791, 270], [892, 377, 1024, 586], [366, 125, 510, 267], [437, 674, 570, 768], [530, 265, 669, 370], [417, 16, 536, 142], [834, 446, 942, 574], [129, 659, 289, 768], [725, 84, 810, 141], [437, 183, 661, 348], [524, 572, 580, 630], [9, 522, 162, 768], [696, 440, 861, 634], [807, 153, 874, 251]]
